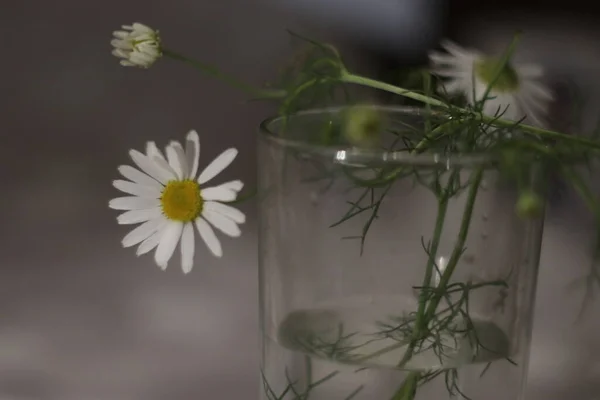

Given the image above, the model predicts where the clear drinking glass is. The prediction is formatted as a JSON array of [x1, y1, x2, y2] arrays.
[[257, 106, 545, 400]]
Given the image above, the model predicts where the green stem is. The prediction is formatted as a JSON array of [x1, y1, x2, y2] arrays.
[[390, 170, 482, 400], [399, 187, 451, 367], [340, 73, 600, 151], [163, 49, 286, 99], [391, 371, 420, 400], [341, 73, 447, 108], [424, 169, 483, 320]]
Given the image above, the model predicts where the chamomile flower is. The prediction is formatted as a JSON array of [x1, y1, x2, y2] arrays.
[[109, 130, 246, 273], [430, 40, 553, 127], [111, 23, 162, 68]]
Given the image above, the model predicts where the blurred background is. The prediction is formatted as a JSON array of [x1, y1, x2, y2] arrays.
[[1, 0, 600, 399]]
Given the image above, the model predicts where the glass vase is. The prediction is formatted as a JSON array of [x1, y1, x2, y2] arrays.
[[257, 106, 545, 400]]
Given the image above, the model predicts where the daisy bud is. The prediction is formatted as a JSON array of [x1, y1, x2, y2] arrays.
[[516, 190, 544, 219], [111, 23, 162, 68], [343, 106, 383, 148]]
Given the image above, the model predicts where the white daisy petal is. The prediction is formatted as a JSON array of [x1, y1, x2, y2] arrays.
[[195, 217, 223, 257], [517, 64, 544, 79], [146, 141, 167, 162], [166, 144, 185, 180], [113, 180, 161, 198], [429, 52, 466, 68], [519, 91, 548, 114], [522, 81, 554, 102], [201, 186, 237, 202], [441, 40, 482, 60], [109, 196, 160, 210], [167, 141, 188, 179], [117, 207, 162, 225], [180, 223, 195, 274], [154, 221, 184, 269], [152, 154, 179, 182], [198, 148, 238, 184], [220, 180, 244, 192], [118, 165, 162, 189], [438, 79, 467, 95], [203, 209, 241, 237], [185, 130, 200, 179], [204, 201, 246, 224], [122, 217, 164, 248], [519, 98, 546, 127], [129, 149, 176, 185], [137, 227, 164, 256]]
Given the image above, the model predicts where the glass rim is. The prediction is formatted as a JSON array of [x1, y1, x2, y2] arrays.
[[258, 105, 499, 167]]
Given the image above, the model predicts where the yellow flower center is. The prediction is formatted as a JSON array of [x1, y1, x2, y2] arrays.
[[474, 57, 519, 92], [160, 180, 203, 222]]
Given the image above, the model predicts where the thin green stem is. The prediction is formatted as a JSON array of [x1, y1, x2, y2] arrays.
[[409, 190, 451, 346], [389, 170, 482, 400], [163, 49, 286, 99], [341, 73, 447, 108], [391, 371, 420, 400], [340, 72, 600, 151], [424, 169, 483, 320]]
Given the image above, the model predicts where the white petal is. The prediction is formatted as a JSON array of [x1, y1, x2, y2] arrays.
[[519, 98, 546, 127], [129, 149, 176, 185], [146, 142, 179, 180], [197, 148, 238, 184], [201, 186, 237, 202], [132, 23, 153, 34], [113, 31, 128, 39], [154, 222, 184, 269], [166, 142, 188, 180], [441, 40, 481, 60], [519, 91, 548, 114], [122, 217, 164, 248], [517, 64, 544, 79], [109, 196, 160, 210], [137, 228, 163, 256], [113, 180, 161, 198], [118, 165, 162, 189], [203, 209, 241, 237], [220, 180, 244, 192], [522, 81, 554, 102], [117, 207, 162, 225], [195, 218, 223, 257], [180, 223, 195, 274], [432, 68, 470, 79], [146, 141, 166, 162], [186, 130, 200, 179], [438, 79, 468, 96], [204, 201, 246, 224], [152, 154, 179, 182]]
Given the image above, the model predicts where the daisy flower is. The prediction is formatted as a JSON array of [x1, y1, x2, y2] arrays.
[[109, 130, 246, 273], [429, 40, 553, 127], [111, 23, 162, 68]]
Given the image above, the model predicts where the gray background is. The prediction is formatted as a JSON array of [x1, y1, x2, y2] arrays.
[[1, 1, 600, 399]]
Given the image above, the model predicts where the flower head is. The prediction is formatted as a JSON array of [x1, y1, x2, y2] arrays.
[[111, 23, 162, 68], [430, 40, 553, 127], [109, 130, 246, 273]]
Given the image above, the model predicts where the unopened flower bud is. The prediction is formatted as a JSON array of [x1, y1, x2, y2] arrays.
[[516, 190, 544, 219], [343, 106, 382, 148]]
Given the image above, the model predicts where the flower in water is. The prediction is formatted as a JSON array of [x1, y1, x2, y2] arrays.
[[430, 40, 553, 127], [109, 130, 246, 273], [111, 23, 162, 68]]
